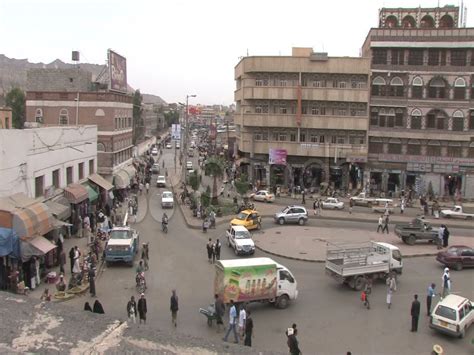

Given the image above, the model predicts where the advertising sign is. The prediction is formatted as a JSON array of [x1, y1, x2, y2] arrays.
[[269, 148, 287, 165], [171, 124, 181, 140], [108, 50, 127, 93]]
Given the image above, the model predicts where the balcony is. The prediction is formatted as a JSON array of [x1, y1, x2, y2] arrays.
[[240, 86, 368, 102]]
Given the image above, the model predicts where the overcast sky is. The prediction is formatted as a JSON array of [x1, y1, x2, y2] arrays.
[[1, 0, 472, 105]]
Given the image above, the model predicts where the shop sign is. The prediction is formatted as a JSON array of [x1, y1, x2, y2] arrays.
[[433, 165, 459, 173], [269, 149, 287, 165], [407, 163, 432, 172], [378, 154, 474, 166]]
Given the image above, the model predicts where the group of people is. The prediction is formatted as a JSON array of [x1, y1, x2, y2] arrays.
[[206, 238, 221, 263]]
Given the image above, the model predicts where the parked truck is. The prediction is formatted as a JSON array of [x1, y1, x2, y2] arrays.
[[214, 257, 298, 309], [325, 241, 403, 290], [440, 205, 474, 220], [105, 226, 140, 266], [394, 218, 438, 245]]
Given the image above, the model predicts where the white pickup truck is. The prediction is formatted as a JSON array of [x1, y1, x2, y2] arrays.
[[325, 241, 403, 290], [440, 205, 474, 220]]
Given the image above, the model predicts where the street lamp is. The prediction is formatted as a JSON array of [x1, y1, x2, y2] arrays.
[[182, 94, 196, 181]]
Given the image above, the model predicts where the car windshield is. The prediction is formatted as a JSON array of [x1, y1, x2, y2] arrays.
[[235, 231, 251, 239], [110, 230, 131, 239], [237, 212, 249, 220], [162, 192, 173, 199], [434, 305, 457, 321]]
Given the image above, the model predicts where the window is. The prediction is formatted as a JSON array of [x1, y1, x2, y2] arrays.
[[372, 49, 388, 65], [52, 169, 60, 188], [389, 77, 404, 97], [427, 141, 441, 156], [35, 109, 43, 123], [66, 166, 73, 185], [89, 159, 94, 174], [451, 49, 467, 66], [411, 77, 423, 99], [408, 49, 424, 65], [452, 111, 464, 131], [428, 78, 447, 99], [453, 78, 466, 100], [78, 162, 84, 180], [407, 141, 421, 155], [369, 138, 383, 153], [59, 108, 69, 125], [391, 49, 404, 65], [371, 77, 386, 96], [34, 175, 44, 198]]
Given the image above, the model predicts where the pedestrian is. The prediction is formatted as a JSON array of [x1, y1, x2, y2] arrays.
[[206, 238, 213, 263], [93, 300, 105, 314], [238, 304, 247, 341], [426, 283, 436, 316], [215, 239, 221, 260], [287, 327, 301, 355], [223, 299, 239, 343], [442, 268, 451, 298], [377, 215, 383, 233], [88, 267, 96, 297], [69, 247, 75, 274], [170, 289, 179, 327], [244, 310, 253, 347], [138, 293, 147, 324], [400, 199, 405, 214], [410, 294, 420, 332], [349, 198, 354, 214], [386, 273, 397, 309], [437, 225, 445, 250], [127, 296, 137, 324], [214, 294, 225, 332], [59, 249, 66, 274], [301, 189, 305, 205], [442, 225, 450, 248], [381, 214, 389, 234], [84, 302, 93, 312]]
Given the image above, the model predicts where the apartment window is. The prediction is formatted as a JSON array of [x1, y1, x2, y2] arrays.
[[391, 49, 404, 65], [369, 138, 383, 153], [428, 49, 439, 66], [451, 49, 467, 66], [66, 166, 73, 185], [52, 169, 60, 188], [408, 49, 424, 65], [35, 109, 43, 123], [78, 162, 84, 180], [407, 140, 421, 155], [372, 49, 388, 64], [59, 108, 69, 125], [89, 159, 94, 174], [453, 78, 466, 100], [35, 176, 44, 198], [428, 78, 447, 99], [426, 141, 441, 156]]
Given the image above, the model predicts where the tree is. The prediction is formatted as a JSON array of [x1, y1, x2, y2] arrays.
[[204, 156, 225, 205], [132, 90, 143, 144], [5, 88, 25, 128], [235, 174, 250, 200]]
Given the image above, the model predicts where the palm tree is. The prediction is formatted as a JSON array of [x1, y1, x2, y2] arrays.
[[204, 156, 224, 205]]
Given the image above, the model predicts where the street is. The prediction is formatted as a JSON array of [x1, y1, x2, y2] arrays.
[[67, 147, 473, 355]]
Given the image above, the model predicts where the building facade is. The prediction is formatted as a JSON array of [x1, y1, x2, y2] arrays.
[[363, 5, 474, 198], [234, 48, 370, 191]]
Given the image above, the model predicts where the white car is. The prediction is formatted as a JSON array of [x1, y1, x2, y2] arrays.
[[226, 225, 255, 256], [321, 198, 344, 210], [166, 143, 172, 149], [250, 190, 275, 203], [156, 175, 166, 187], [430, 294, 473, 338], [161, 191, 174, 208]]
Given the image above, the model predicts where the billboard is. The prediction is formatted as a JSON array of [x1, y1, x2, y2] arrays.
[[269, 148, 287, 165], [108, 50, 127, 93], [171, 124, 181, 140]]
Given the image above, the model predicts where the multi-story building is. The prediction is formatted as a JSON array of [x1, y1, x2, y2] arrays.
[[25, 68, 135, 184], [363, 5, 474, 198], [234, 48, 370, 191]]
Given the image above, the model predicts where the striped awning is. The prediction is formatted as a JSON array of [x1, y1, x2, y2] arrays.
[[64, 183, 88, 204], [88, 173, 113, 191], [12, 203, 52, 240], [114, 170, 130, 189]]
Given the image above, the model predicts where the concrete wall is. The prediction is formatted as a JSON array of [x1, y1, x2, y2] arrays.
[[0, 125, 97, 198], [27, 68, 92, 92]]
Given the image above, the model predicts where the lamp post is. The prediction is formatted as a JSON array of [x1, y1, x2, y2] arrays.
[[182, 94, 196, 182]]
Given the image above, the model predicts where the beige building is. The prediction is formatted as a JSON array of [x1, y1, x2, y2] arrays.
[[234, 48, 370, 190], [363, 5, 474, 198]]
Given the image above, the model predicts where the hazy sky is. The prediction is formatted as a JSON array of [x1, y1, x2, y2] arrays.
[[1, 0, 472, 105]]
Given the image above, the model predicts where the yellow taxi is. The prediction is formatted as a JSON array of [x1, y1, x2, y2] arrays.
[[230, 209, 262, 230]]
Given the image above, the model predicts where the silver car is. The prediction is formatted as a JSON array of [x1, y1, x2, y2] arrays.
[[274, 205, 308, 225]]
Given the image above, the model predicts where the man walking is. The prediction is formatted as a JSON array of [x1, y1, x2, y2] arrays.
[[127, 296, 137, 324], [386, 273, 397, 309], [244, 310, 253, 347], [442, 268, 451, 298], [410, 294, 420, 332], [426, 283, 436, 316], [137, 293, 147, 324], [381, 214, 389, 234], [223, 299, 239, 343], [376, 215, 383, 233], [170, 289, 179, 327]]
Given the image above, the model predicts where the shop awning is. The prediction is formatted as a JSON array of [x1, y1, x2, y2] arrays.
[[64, 183, 88, 204], [20, 236, 56, 261], [82, 182, 99, 203], [12, 203, 52, 240], [114, 170, 130, 189], [88, 173, 114, 191], [44, 200, 71, 220], [123, 165, 137, 179]]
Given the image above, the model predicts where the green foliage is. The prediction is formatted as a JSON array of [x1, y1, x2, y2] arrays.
[[132, 90, 143, 144], [188, 170, 200, 192], [5, 88, 25, 128], [235, 174, 250, 197]]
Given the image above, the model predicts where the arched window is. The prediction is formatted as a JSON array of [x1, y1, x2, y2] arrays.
[[388, 138, 402, 154], [420, 15, 435, 28], [410, 109, 422, 129], [453, 78, 466, 100], [402, 15, 416, 28], [389, 77, 404, 97], [35, 108, 43, 123], [411, 77, 423, 99], [371, 76, 386, 96], [407, 139, 421, 155], [428, 78, 447, 99], [439, 15, 454, 28], [385, 15, 398, 28], [452, 110, 464, 131], [427, 140, 441, 156], [426, 109, 448, 130], [59, 109, 69, 125]]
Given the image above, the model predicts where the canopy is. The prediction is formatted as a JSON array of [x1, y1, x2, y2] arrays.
[[64, 183, 88, 204], [88, 173, 113, 191], [82, 182, 99, 203], [20, 236, 56, 261], [12, 203, 52, 240], [45, 200, 71, 220], [114, 170, 130, 189], [0, 227, 20, 258]]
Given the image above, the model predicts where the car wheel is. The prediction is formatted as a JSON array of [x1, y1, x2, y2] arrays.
[[298, 218, 305, 226], [278, 218, 285, 225], [407, 235, 416, 246], [454, 262, 463, 271]]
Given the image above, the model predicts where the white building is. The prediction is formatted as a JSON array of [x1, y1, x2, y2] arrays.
[[0, 125, 97, 199]]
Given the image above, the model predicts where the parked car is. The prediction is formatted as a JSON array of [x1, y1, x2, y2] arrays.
[[321, 198, 344, 210], [161, 191, 174, 208], [226, 225, 255, 256], [250, 190, 275, 203], [429, 294, 473, 338], [151, 163, 160, 174], [274, 206, 308, 225], [166, 143, 172, 149], [230, 209, 261, 230], [436, 245, 474, 271], [156, 175, 166, 187]]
